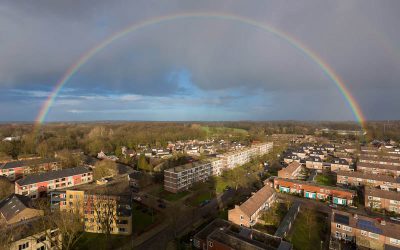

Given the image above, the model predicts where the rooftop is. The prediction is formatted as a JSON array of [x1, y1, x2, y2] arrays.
[[238, 185, 275, 217], [0, 158, 58, 170], [16, 166, 91, 186], [164, 161, 210, 173]]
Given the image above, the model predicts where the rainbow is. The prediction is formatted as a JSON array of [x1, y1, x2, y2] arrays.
[[35, 12, 366, 130]]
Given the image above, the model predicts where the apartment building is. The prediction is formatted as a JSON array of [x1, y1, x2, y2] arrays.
[[330, 158, 354, 172], [164, 161, 212, 193], [357, 162, 400, 177], [218, 142, 273, 170], [208, 157, 224, 176], [278, 162, 303, 179], [193, 219, 292, 250], [364, 186, 400, 214], [50, 189, 132, 235], [359, 156, 400, 167], [274, 178, 356, 206], [228, 185, 276, 227], [331, 209, 400, 250], [15, 166, 93, 199], [0, 158, 59, 181], [336, 170, 400, 190], [5, 224, 62, 250]]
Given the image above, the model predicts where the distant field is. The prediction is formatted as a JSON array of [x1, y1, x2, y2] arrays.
[[200, 126, 248, 137]]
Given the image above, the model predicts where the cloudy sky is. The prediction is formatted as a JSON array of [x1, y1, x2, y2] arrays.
[[1, 0, 399, 122]]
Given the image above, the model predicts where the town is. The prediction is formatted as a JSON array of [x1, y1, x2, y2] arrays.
[[0, 122, 399, 250]]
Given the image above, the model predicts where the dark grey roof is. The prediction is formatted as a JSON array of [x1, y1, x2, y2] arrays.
[[16, 166, 91, 186], [0, 194, 32, 222], [0, 158, 57, 170]]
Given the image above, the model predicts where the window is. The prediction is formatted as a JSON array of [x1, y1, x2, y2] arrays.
[[240, 215, 243, 220], [208, 241, 213, 247], [390, 238, 400, 245], [37, 246, 45, 250], [369, 232, 379, 239], [361, 230, 367, 236], [19, 242, 29, 250], [336, 224, 341, 229]]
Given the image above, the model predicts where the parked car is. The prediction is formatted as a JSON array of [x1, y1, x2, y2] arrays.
[[158, 203, 166, 209], [200, 200, 210, 207], [133, 196, 142, 201], [329, 204, 338, 209], [390, 217, 400, 222]]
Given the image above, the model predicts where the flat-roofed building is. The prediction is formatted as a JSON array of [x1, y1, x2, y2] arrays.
[[364, 186, 400, 214], [228, 185, 276, 227], [50, 189, 132, 235], [193, 219, 292, 250], [164, 161, 212, 193]]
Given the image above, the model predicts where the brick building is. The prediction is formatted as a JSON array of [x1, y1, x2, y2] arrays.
[[15, 166, 93, 199], [364, 186, 400, 214], [331, 209, 400, 250], [336, 170, 400, 190], [0, 158, 59, 181], [357, 162, 400, 177], [278, 162, 303, 179], [228, 185, 276, 227], [274, 178, 355, 206], [193, 219, 292, 250]]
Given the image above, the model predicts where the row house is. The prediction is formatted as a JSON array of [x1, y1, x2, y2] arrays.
[[164, 161, 212, 193], [364, 186, 400, 214], [283, 154, 301, 164], [357, 162, 400, 177], [15, 167, 93, 199], [309, 150, 326, 160], [50, 189, 132, 235], [336, 170, 400, 191], [359, 152, 400, 161], [0, 158, 60, 181], [228, 185, 276, 227], [278, 162, 303, 179], [305, 156, 324, 170], [359, 156, 400, 167], [331, 209, 400, 250], [330, 158, 354, 172], [274, 178, 356, 206], [193, 219, 292, 250]]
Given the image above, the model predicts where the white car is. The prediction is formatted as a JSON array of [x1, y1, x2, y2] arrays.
[[133, 196, 142, 201], [390, 217, 400, 222]]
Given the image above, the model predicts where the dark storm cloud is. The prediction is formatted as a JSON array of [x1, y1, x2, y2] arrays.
[[0, 0, 399, 121]]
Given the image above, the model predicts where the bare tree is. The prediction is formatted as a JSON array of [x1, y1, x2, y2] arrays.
[[0, 177, 14, 200]]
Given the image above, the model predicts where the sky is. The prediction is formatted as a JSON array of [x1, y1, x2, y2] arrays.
[[1, 0, 400, 122]]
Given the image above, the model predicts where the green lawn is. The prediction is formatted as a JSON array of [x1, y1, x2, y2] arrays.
[[150, 185, 190, 201], [132, 203, 159, 235], [75, 232, 130, 250], [200, 126, 248, 138], [314, 174, 336, 186], [288, 210, 329, 250], [187, 191, 215, 206]]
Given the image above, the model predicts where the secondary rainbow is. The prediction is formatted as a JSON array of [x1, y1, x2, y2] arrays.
[[35, 12, 366, 130]]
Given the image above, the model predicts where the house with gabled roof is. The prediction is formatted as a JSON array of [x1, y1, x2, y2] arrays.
[[0, 194, 43, 226], [228, 185, 276, 227]]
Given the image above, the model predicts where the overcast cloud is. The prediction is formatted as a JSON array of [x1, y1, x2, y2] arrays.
[[0, 0, 399, 122]]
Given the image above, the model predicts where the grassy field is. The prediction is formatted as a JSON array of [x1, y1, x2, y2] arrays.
[[200, 126, 248, 138], [75, 232, 130, 250], [314, 174, 336, 186], [150, 185, 190, 201], [288, 209, 329, 250], [132, 203, 159, 235]]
